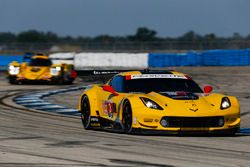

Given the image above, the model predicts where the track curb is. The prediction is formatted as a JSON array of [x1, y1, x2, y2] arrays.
[[13, 86, 86, 116]]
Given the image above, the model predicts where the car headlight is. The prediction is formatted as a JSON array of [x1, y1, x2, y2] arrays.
[[50, 66, 61, 76], [8, 65, 20, 75], [220, 97, 231, 109], [140, 97, 163, 110]]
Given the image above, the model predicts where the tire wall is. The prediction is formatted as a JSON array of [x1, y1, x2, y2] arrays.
[[148, 49, 250, 67], [74, 53, 148, 70], [1, 49, 250, 71]]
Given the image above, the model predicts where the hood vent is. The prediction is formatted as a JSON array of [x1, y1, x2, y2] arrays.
[[160, 92, 199, 100]]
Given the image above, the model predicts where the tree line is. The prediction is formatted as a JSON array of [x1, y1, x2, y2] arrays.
[[1, 27, 250, 44]]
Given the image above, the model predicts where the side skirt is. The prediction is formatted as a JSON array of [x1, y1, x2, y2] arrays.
[[98, 117, 124, 133]]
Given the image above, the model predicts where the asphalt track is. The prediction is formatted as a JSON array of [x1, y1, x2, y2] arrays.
[[0, 67, 250, 167]]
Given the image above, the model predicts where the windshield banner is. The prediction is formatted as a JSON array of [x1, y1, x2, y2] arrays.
[[127, 74, 187, 80]]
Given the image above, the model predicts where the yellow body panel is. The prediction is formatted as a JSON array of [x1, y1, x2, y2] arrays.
[[79, 70, 240, 134], [18, 65, 51, 81]]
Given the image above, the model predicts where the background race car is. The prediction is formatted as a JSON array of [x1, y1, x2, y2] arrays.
[[7, 53, 77, 84], [78, 70, 240, 135]]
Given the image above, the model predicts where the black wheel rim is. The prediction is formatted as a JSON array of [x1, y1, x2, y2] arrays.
[[123, 102, 132, 133], [81, 96, 91, 128]]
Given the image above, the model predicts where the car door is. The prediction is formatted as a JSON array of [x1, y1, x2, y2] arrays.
[[98, 75, 126, 122]]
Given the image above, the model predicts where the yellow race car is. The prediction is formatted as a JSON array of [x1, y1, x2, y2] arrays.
[[7, 53, 77, 84], [78, 70, 240, 135]]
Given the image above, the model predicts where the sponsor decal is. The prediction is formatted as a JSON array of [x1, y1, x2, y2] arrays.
[[102, 101, 108, 115], [91, 117, 99, 122], [102, 100, 116, 118], [90, 117, 100, 126], [144, 118, 153, 122], [189, 108, 198, 112], [189, 103, 198, 112], [93, 71, 118, 75], [126, 74, 187, 80], [133, 117, 137, 124]]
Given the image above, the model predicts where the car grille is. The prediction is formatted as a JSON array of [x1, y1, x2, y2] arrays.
[[161, 116, 224, 128]]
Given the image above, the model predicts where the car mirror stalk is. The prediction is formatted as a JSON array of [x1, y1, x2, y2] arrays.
[[102, 85, 119, 96]]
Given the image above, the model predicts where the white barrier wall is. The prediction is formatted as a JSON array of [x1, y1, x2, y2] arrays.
[[74, 53, 148, 70], [49, 52, 75, 65]]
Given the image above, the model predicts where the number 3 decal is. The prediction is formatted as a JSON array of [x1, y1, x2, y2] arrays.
[[102, 100, 116, 117]]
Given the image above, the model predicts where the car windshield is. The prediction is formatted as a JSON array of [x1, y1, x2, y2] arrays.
[[29, 58, 52, 66], [124, 78, 203, 93]]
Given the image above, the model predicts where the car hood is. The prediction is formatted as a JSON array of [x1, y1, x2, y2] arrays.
[[142, 91, 224, 117], [22, 66, 51, 80]]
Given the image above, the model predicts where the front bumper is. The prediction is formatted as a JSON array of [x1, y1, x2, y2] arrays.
[[14, 76, 61, 84], [131, 127, 240, 135], [133, 115, 240, 134]]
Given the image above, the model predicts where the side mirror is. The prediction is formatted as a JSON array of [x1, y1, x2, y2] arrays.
[[203, 85, 213, 93], [102, 85, 119, 96]]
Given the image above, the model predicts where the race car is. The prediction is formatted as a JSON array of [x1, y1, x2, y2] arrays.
[[7, 53, 77, 84], [78, 70, 240, 135]]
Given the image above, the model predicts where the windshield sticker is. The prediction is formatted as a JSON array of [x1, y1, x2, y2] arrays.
[[127, 74, 187, 80]]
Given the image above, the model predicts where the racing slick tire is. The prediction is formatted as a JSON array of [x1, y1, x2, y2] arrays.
[[80, 95, 92, 130], [122, 100, 133, 134], [8, 76, 18, 84]]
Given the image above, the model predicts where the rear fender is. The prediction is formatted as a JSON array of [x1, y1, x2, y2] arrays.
[[78, 86, 100, 117], [63, 64, 77, 79], [58, 64, 76, 80]]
